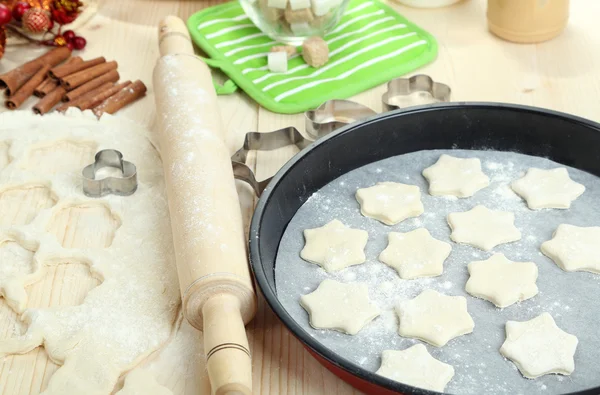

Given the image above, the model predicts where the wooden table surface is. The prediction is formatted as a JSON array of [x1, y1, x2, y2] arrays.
[[1, 0, 600, 394]]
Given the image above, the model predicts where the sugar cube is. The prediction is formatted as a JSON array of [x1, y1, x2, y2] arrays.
[[268, 51, 288, 73], [290, 0, 311, 10], [268, 0, 288, 9]]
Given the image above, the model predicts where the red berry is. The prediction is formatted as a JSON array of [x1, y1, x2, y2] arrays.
[[72, 36, 86, 50], [63, 30, 75, 42], [12, 2, 31, 22], [66, 42, 74, 51], [0, 4, 12, 26]]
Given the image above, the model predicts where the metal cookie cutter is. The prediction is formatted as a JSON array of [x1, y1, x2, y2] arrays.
[[232, 127, 311, 196], [82, 149, 138, 197], [382, 74, 451, 112], [305, 99, 377, 140]]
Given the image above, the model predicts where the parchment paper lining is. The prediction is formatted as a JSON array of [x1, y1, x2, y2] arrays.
[[275, 149, 600, 395]]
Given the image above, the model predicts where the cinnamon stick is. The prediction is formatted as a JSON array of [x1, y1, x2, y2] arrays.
[[57, 82, 113, 112], [0, 47, 71, 96], [61, 61, 118, 90], [35, 57, 82, 97], [93, 80, 147, 117], [63, 69, 119, 102], [5, 65, 51, 109], [34, 79, 58, 97], [33, 85, 67, 115], [49, 57, 104, 80], [77, 81, 131, 111]]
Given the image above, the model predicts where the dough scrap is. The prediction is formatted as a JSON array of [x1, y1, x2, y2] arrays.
[[0, 110, 179, 395], [300, 219, 368, 272], [355, 182, 424, 225], [448, 205, 521, 251], [466, 253, 538, 308], [0, 232, 42, 313], [379, 228, 452, 279], [376, 344, 455, 392], [396, 289, 474, 347], [115, 368, 173, 395], [541, 224, 600, 273], [511, 168, 585, 209], [300, 279, 380, 335], [500, 313, 578, 379], [422, 154, 490, 197]]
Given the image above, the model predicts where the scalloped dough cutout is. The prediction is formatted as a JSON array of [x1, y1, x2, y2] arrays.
[[47, 203, 121, 249], [24, 140, 97, 174], [0, 184, 58, 227]]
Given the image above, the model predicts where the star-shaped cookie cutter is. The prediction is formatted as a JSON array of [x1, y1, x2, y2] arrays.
[[382, 74, 451, 112], [82, 149, 138, 197]]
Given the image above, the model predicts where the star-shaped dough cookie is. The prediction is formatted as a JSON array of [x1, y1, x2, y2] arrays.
[[300, 279, 380, 335], [376, 344, 455, 392], [466, 253, 538, 308], [422, 154, 490, 197], [511, 168, 585, 209], [396, 289, 474, 347], [447, 205, 521, 251], [379, 228, 452, 280], [541, 224, 600, 273], [355, 182, 424, 225], [300, 219, 368, 272], [500, 313, 578, 379]]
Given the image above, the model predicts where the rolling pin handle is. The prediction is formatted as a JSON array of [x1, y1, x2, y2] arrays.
[[203, 293, 253, 395]]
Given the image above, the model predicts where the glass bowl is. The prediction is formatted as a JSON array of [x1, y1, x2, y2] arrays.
[[240, 0, 351, 45]]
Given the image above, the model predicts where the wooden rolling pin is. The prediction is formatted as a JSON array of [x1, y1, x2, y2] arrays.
[[153, 16, 257, 395]]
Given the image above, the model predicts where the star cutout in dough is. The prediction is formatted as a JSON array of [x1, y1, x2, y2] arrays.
[[300, 219, 368, 272], [379, 228, 452, 280], [300, 279, 381, 335], [511, 168, 585, 209], [0, 234, 41, 313], [422, 154, 490, 197], [396, 289, 474, 347], [355, 182, 424, 225], [541, 224, 600, 273], [447, 205, 522, 251], [466, 253, 538, 308], [500, 313, 578, 379], [376, 344, 455, 392]]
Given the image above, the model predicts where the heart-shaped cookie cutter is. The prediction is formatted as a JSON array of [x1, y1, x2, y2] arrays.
[[82, 149, 138, 197], [382, 74, 451, 112], [305, 99, 377, 140]]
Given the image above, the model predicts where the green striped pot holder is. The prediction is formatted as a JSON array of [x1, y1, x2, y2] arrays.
[[187, 0, 437, 114]]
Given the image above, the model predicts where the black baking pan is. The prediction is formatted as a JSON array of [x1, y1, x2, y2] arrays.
[[249, 102, 600, 395]]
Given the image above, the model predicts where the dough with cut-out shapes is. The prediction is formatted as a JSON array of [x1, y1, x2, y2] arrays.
[[500, 313, 578, 379], [356, 182, 424, 225], [448, 205, 521, 251], [115, 368, 172, 395], [396, 289, 474, 347], [511, 168, 585, 209], [466, 253, 538, 308], [376, 344, 455, 392], [300, 219, 368, 272], [300, 279, 380, 335], [541, 224, 600, 273], [422, 154, 489, 197], [379, 228, 452, 279]]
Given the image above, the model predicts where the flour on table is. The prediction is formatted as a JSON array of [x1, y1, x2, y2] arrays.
[[448, 205, 522, 251], [376, 344, 455, 392], [300, 279, 380, 335], [355, 182, 424, 225], [541, 224, 600, 274], [465, 253, 538, 308], [300, 219, 368, 272], [0, 110, 179, 395], [379, 228, 451, 280], [500, 313, 578, 379], [396, 289, 474, 347], [511, 168, 585, 209], [422, 154, 490, 197]]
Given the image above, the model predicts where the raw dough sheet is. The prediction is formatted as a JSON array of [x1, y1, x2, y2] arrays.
[[276, 149, 600, 395]]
